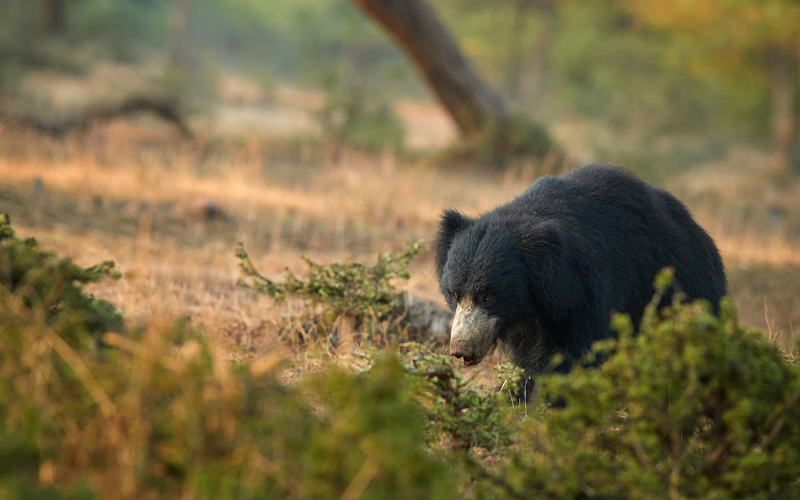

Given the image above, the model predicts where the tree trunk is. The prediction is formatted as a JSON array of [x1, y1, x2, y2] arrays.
[[349, 0, 508, 143], [525, 0, 557, 108], [170, 0, 191, 74], [43, 0, 66, 35], [504, 0, 531, 102], [767, 47, 799, 172]]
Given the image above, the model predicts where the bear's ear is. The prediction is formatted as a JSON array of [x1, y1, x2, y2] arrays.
[[515, 221, 585, 320], [514, 220, 564, 259], [432, 209, 473, 281]]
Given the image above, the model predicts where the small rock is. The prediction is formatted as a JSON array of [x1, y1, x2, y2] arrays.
[[396, 291, 454, 343]]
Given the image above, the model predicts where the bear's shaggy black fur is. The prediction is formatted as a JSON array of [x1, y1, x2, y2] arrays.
[[433, 164, 726, 397]]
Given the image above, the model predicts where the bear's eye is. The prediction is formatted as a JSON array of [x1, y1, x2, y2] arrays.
[[480, 294, 495, 307]]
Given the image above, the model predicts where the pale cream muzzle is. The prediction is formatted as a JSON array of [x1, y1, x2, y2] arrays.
[[449, 299, 499, 366]]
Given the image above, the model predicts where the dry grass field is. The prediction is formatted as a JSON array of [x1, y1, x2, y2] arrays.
[[1, 121, 799, 386]]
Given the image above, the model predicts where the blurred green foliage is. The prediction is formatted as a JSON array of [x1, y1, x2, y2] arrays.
[[67, 0, 169, 62], [2, 221, 800, 498], [316, 71, 406, 152], [0, 321, 457, 499], [444, 113, 557, 167]]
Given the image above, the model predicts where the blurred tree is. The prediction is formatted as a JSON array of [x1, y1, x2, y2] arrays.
[[503, 0, 531, 101], [43, 0, 66, 34], [169, 0, 190, 74], [350, 0, 553, 162], [622, 0, 800, 172], [349, 0, 507, 142], [504, 0, 556, 104]]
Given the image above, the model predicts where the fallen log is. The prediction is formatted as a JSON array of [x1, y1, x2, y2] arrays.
[[0, 95, 193, 139]]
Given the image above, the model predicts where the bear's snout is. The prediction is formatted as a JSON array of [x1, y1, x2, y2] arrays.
[[449, 342, 478, 365], [449, 301, 498, 366]]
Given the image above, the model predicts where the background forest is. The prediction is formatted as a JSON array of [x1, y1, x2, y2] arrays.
[[3, 0, 799, 169]]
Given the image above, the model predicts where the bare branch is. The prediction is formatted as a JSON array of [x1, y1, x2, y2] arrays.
[[0, 95, 193, 139]]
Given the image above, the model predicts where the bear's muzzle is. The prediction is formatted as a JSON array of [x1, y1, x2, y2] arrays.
[[449, 300, 499, 366]]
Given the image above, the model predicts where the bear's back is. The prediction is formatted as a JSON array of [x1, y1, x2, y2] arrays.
[[521, 164, 654, 215], [501, 164, 726, 313], [510, 164, 687, 234]]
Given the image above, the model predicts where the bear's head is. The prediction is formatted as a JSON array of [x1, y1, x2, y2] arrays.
[[432, 209, 541, 366]]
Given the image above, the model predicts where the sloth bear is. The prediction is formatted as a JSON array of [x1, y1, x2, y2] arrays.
[[433, 164, 727, 398]]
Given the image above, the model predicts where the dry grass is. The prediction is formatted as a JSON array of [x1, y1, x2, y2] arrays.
[[1, 123, 798, 375]]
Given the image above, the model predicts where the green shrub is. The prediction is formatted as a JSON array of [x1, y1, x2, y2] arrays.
[[477, 271, 800, 499], [0, 214, 123, 349], [441, 114, 557, 169], [3, 220, 800, 499], [309, 25, 407, 154], [236, 242, 423, 327], [408, 351, 523, 452], [318, 93, 407, 153]]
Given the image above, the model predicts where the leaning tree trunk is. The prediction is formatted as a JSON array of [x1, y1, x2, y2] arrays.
[[350, 0, 508, 143], [43, 0, 66, 35]]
